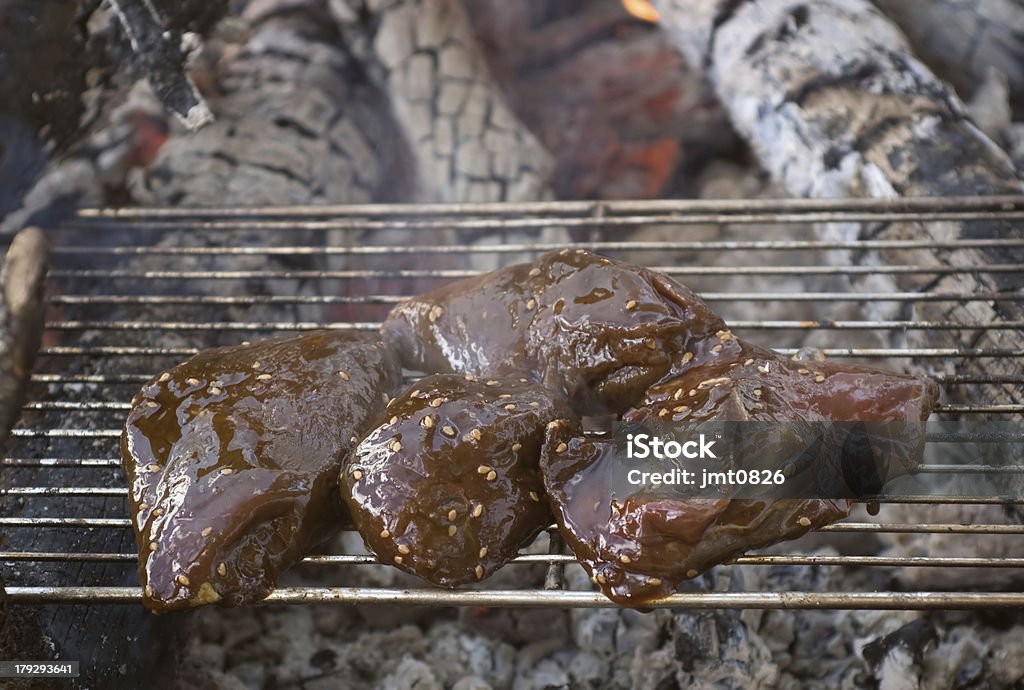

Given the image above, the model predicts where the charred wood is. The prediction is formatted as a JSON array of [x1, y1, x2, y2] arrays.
[[873, 0, 1024, 119]]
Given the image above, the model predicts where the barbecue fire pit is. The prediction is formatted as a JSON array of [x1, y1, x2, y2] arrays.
[[2, 0, 1024, 688]]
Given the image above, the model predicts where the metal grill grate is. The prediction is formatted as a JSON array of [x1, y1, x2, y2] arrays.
[[2, 196, 1024, 609]]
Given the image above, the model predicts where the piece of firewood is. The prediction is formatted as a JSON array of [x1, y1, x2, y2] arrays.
[[329, 0, 556, 204], [873, 0, 1024, 116], [652, 0, 1024, 564]]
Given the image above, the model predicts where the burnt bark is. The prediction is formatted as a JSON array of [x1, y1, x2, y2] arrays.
[[873, 0, 1024, 117], [329, 0, 556, 204], [652, 0, 1023, 397], [652, 0, 1024, 567]]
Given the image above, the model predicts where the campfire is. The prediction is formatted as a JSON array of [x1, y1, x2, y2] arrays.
[[1, 1, 1023, 688]]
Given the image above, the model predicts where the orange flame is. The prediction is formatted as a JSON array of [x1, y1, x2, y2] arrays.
[[622, 0, 659, 23]]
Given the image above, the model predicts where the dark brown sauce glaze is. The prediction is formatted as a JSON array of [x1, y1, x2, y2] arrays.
[[342, 374, 573, 587], [542, 336, 940, 608], [381, 249, 726, 415], [121, 331, 399, 612]]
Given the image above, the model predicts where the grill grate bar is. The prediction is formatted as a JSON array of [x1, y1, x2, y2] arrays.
[[47, 267, 1024, 280], [49, 238, 1024, 253], [40, 319, 1024, 332], [6, 486, 1024, 504], [26, 372, 1023, 386], [10, 587, 1024, 609], [75, 194, 1024, 217], [5, 517, 1024, 536], [35, 345, 1024, 359], [5, 550, 1024, 569]]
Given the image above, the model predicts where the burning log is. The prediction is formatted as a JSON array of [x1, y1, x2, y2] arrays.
[[329, 0, 555, 204], [649, 0, 1024, 408], [650, 0, 1024, 571], [873, 0, 1024, 116]]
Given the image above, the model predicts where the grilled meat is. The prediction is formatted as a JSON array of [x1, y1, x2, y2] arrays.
[[382, 249, 725, 415], [0, 227, 47, 450], [342, 374, 569, 586], [121, 331, 399, 612], [541, 338, 939, 607]]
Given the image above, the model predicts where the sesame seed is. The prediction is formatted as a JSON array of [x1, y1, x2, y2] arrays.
[[682, 352, 694, 363], [689, 389, 697, 397], [428, 306, 444, 323], [398, 544, 411, 555], [486, 471, 497, 481], [596, 573, 607, 585], [798, 517, 812, 527], [350, 435, 358, 443], [241, 341, 251, 347], [619, 554, 632, 564], [475, 564, 484, 579], [555, 442, 568, 454], [673, 389, 685, 401], [176, 574, 190, 587], [158, 373, 171, 382], [429, 397, 444, 408], [209, 386, 223, 395], [470, 428, 482, 441], [814, 374, 826, 383], [144, 585, 153, 597], [394, 556, 404, 565], [759, 364, 770, 373], [380, 529, 390, 539], [138, 503, 148, 512], [146, 463, 161, 472], [754, 389, 763, 397], [686, 569, 699, 578], [674, 406, 690, 414], [649, 578, 662, 586], [529, 267, 542, 277], [525, 299, 537, 310], [221, 468, 234, 475], [529, 401, 540, 408], [658, 408, 670, 419], [149, 541, 158, 552], [153, 508, 164, 517], [389, 415, 398, 425], [251, 362, 261, 369], [798, 368, 810, 375], [409, 389, 421, 398], [504, 403, 517, 411], [390, 440, 402, 452], [201, 527, 212, 537], [465, 374, 476, 382], [472, 504, 484, 518], [145, 401, 159, 409], [744, 359, 755, 366], [520, 378, 529, 383], [479, 547, 488, 558], [625, 299, 637, 310], [448, 509, 457, 521], [477, 465, 491, 475], [711, 344, 723, 353], [422, 416, 435, 429], [337, 371, 350, 381], [217, 563, 227, 577], [645, 339, 657, 350], [511, 442, 522, 452], [448, 525, 457, 537], [486, 379, 499, 386], [441, 425, 456, 437], [529, 491, 540, 502], [352, 469, 363, 480], [256, 374, 272, 381], [546, 420, 560, 431], [186, 378, 200, 386], [498, 393, 512, 399]]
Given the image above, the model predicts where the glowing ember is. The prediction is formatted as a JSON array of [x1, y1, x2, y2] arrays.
[[621, 0, 659, 23]]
